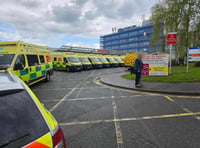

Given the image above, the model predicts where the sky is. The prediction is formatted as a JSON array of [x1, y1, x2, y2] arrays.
[[0, 0, 158, 48]]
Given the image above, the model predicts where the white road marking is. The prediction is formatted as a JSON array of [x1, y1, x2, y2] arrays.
[[43, 95, 145, 102], [50, 81, 83, 112], [50, 70, 96, 112]]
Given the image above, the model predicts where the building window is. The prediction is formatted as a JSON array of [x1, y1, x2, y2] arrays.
[[120, 33, 128, 37], [129, 31, 137, 36]]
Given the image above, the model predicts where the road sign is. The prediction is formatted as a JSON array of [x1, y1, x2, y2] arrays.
[[188, 47, 200, 61], [167, 32, 177, 44]]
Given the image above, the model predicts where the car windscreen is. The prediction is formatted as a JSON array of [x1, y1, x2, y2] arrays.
[[115, 58, 122, 62], [99, 58, 107, 62], [0, 89, 49, 147], [108, 58, 116, 62], [90, 57, 100, 62], [79, 57, 90, 62], [68, 57, 80, 63], [0, 54, 15, 65]]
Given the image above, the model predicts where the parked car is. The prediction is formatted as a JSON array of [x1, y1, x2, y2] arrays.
[[0, 70, 66, 148]]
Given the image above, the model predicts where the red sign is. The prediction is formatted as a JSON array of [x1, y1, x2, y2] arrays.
[[97, 50, 110, 54], [167, 33, 177, 44]]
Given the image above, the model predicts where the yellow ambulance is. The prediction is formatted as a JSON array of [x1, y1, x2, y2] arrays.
[[51, 52, 82, 71], [120, 55, 125, 61], [104, 55, 119, 67], [87, 54, 103, 69], [124, 52, 137, 67], [96, 55, 110, 68], [0, 41, 53, 85], [77, 54, 93, 70], [112, 55, 125, 67]]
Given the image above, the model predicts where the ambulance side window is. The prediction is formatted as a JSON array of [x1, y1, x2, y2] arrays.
[[14, 55, 25, 70], [39, 55, 45, 64], [27, 55, 39, 66], [54, 57, 57, 61], [64, 58, 68, 63]]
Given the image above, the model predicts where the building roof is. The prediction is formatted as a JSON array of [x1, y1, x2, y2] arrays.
[[100, 23, 153, 37]]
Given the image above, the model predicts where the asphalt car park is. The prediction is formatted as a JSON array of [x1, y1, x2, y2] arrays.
[[31, 68, 200, 148]]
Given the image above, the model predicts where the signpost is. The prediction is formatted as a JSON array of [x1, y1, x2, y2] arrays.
[[188, 47, 200, 61], [167, 32, 177, 74], [187, 47, 200, 72]]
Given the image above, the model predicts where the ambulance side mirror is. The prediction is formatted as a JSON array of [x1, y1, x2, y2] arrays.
[[14, 63, 24, 70], [64, 58, 68, 63]]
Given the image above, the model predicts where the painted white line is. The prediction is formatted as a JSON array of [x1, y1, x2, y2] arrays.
[[50, 70, 96, 112], [50, 81, 83, 112], [33, 87, 104, 92], [43, 95, 146, 102]]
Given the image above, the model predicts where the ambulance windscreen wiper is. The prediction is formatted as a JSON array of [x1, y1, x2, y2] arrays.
[[0, 64, 11, 70], [0, 133, 30, 148]]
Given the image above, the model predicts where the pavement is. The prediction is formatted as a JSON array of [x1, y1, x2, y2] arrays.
[[100, 72, 200, 96], [30, 68, 200, 148]]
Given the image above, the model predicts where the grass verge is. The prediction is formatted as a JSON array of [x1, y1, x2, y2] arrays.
[[123, 65, 200, 83]]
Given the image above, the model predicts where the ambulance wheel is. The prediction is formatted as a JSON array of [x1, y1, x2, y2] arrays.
[[66, 66, 70, 72], [45, 73, 50, 82]]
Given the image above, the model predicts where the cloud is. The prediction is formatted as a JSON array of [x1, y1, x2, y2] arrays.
[[0, 32, 22, 41], [51, 4, 82, 23], [65, 41, 99, 49], [0, 0, 158, 47]]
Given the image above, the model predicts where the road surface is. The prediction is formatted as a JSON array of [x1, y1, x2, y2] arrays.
[[31, 68, 200, 148]]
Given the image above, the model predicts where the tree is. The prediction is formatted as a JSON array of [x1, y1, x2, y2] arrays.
[[150, 0, 200, 61]]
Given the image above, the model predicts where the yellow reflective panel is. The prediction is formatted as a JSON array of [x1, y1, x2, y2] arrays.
[[23, 133, 52, 148]]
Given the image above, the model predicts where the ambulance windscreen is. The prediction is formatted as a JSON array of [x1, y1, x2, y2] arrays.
[[0, 54, 15, 65], [79, 57, 90, 62], [68, 57, 80, 63]]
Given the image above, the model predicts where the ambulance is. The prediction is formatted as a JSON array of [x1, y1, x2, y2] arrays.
[[124, 52, 137, 67], [51, 52, 82, 72], [77, 54, 93, 70], [104, 55, 119, 67], [112, 55, 125, 67], [87, 54, 103, 69], [96, 55, 110, 68], [0, 41, 53, 85], [120, 55, 125, 61]]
